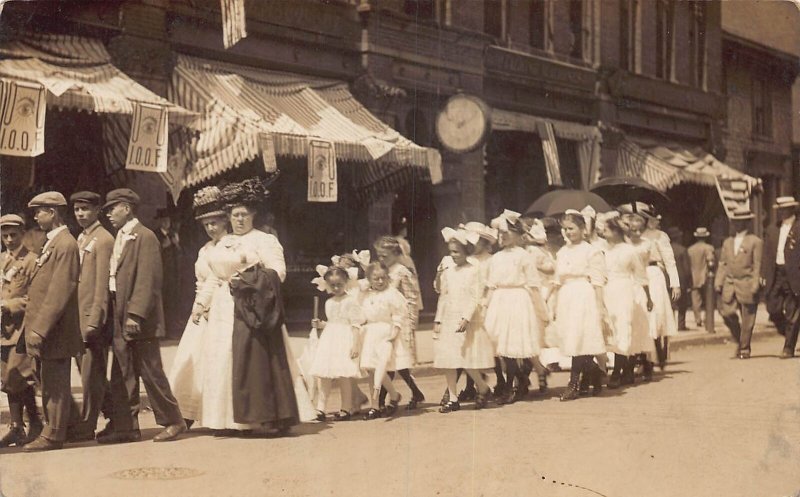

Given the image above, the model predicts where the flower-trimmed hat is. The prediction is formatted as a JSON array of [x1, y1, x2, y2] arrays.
[[193, 186, 225, 220]]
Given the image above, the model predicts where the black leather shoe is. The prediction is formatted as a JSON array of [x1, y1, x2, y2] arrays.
[[22, 436, 63, 452], [96, 430, 142, 445], [96, 420, 114, 439], [780, 349, 795, 359], [737, 350, 751, 359], [560, 384, 580, 401], [0, 423, 27, 448], [24, 419, 43, 445], [153, 422, 187, 442]]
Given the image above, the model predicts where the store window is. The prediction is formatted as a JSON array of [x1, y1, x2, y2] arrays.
[[620, 0, 641, 73], [752, 77, 772, 138], [655, 0, 675, 80], [529, 0, 546, 50], [688, 0, 707, 88]]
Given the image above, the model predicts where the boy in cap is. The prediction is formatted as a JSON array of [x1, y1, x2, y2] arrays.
[[688, 227, 715, 328], [0, 214, 41, 447], [101, 188, 186, 444], [21, 192, 84, 451], [762, 196, 800, 358], [65, 191, 115, 441], [714, 208, 763, 359]]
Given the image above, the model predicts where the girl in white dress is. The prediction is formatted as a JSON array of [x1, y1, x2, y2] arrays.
[[168, 186, 228, 427], [434, 229, 495, 412], [523, 218, 556, 395], [359, 263, 406, 420], [484, 210, 549, 405], [310, 266, 365, 421], [552, 211, 608, 401], [600, 214, 654, 389], [374, 236, 426, 410]]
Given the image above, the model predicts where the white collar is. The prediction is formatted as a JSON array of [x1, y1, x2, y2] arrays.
[[46, 225, 68, 241], [735, 230, 748, 238], [781, 215, 796, 227], [119, 218, 139, 235]]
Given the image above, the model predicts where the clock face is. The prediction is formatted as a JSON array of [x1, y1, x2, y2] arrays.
[[435, 94, 489, 153]]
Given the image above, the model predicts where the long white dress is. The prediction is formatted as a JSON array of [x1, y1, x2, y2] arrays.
[[387, 263, 420, 369], [199, 230, 313, 429], [630, 236, 678, 340], [310, 294, 365, 379], [168, 240, 216, 422], [604, 242, 652, 356], [554, 241, 607, 357], [434, 263, 495, 370], [358, 286, 407, 372], [484, 246, 544, 358]]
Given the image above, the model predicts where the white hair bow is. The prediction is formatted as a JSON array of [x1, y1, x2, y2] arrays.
[[490, 209, 522, 232], [564, 209, 582, 217], [311, 264, 359, 293], [528, 219, 547, 244], [441, 227, 480, 245], [352, 249, 371, 268]]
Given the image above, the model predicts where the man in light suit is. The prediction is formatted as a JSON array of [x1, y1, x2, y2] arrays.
[[100, 188, 185, 444], [688, 227, 716, 329], [21, 192, 84, 451], [761, 196, 800, 358], [66, 191, 115, 441], [714, 208, 763, 359]]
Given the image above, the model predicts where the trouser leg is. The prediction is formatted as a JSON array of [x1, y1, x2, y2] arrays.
[[691, 288, 703, 325], [6, 392, 23, 425], [783, 312, 800, 352], [76, 341, 109, 432], [108, 337, 140, 432], [133, 339, 182, 427], [766, 268, 788, 335], [738, 303, 758, 353], [38, 358, 71, 442]]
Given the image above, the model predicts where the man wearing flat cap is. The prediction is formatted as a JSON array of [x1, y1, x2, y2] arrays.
[[21, 192, 84, 451], [714, 208, 763, 359], [65, 191, 115, 441], [101, 188, 186, 444], [761, 196, 800, 358], [0, 214, 41, 448], [688, 227, 715, 329]]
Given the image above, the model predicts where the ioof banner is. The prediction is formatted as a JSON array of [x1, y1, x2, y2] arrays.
[[0, 80, 46, 157], [126, 102, 168, 173], [308, 139, 337, 202], [259, 133, 277, 173]]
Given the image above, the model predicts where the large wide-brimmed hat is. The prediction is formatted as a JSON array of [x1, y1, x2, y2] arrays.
[[693, 227, 710, 238], [220, 176, 274, 210], [193, 186, 226, 220], [773, 196, 799, 210]]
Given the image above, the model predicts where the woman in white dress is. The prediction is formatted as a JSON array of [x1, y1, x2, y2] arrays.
[[374, 236, 426, 410], [484, 210, 549, 405], [168, 186, 228, 428], [600, 214, 654, 389], [433, 228, 495, 412], [551, 211, 608, 401]]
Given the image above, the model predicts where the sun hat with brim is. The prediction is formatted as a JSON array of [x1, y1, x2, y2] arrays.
[[28, 191, 67, 208], [0, 214, 25, 228], [730, 208, 754, 220], [193, 186, 226, 220], [772, 196, 799, 210], [693, 227, 711, 238], [103, 188, 140, 210]]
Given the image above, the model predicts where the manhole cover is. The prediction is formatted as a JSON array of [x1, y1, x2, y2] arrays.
[[109, 467, 204, 480]]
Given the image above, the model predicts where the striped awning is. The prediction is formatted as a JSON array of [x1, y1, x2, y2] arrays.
[[0, 32, 196, 124], [168, 55, 442, 201]]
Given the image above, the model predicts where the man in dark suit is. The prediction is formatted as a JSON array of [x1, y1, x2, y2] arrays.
[[100, 188, 186, 444], [761, 196, 800, 358], [714, 208, 763, 359], [688, 227, 715, 328], [154, 207, 184, 339], [667, 227, 692, 331], [66, 191, 115, 441], [21, 192, 84, 451]]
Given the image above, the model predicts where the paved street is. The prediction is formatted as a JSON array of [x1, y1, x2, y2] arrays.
[[0, 333, 798, 497]]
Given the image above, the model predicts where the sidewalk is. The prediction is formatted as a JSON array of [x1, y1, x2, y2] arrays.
[[0, 304, 780, 418]]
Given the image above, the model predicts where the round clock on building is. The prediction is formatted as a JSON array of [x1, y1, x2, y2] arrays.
[[435, 93, 490, 154]]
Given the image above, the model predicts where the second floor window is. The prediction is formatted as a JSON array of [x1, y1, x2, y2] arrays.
[[568, 0, 583, 59], [655, 0, 675, 80], [620, 0, 640, 73], [484, 0, 506, 41], [752, 77, 772, 138], [689, 0, 707, 88], [530, 0, 546, 50]]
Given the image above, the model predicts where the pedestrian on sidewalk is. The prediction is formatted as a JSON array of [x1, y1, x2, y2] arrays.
[[65, 191, 114, 443], [0, 214, 41, 448], [761, 196, 800, 358], [715, 208, 763, 360], [101, 188, 186, 444], [688, 227, 715, 329], [667, 227, 692, 331], [21, 192, 84, 452], [167, 186, 229, 430]]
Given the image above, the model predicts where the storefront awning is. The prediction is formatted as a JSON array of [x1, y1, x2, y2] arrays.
[[612, 139, 762, 216], [0, 32, 197, 124], [169, 55, 442, 201]]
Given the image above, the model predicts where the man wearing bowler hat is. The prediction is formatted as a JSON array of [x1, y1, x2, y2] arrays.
[[761, 196, 800, 358], [21, 192, 84, 451], [688, 227, 716, 329], [65, 191, 115, 441], [100, 188, 185, 444], [714, 208, 763, 359]]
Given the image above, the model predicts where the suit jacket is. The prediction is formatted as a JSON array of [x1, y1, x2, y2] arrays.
[[762, 219, 800, 296], [1, 246, 37, 346], [112, 222, 165, 340], [688, 241, 715, 289], [714, 233, 763, 305], [22, 227, 83, 359], [77, 222, 114, 341], [670, 242, 692, 289]]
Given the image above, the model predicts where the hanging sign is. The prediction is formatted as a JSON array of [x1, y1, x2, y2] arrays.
[[160, 153, 188, 205], [307, 139, 337, 202], [715, 177, 752, 218], [0, 80, 46, 157], [259, 133, 277, 173], [221, 0, 247, 49], [126, 102, 168, 173]]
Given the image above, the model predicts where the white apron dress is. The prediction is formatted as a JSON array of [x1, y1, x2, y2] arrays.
[[484, 246, 544, 359], [434, 263, 495, 370], [358, 286, 407, 379], [631, 236, 678, 340], [310, 294, 365, 379], [554, 241, 607, 357], [604, 242, 652, 356], [387, 263, 421, 369]]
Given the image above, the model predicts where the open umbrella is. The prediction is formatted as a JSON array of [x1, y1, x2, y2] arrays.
[[525, 189, 612, 218], [590, 177, 670, 210]]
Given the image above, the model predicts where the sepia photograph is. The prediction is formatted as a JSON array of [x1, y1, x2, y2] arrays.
[[0, 0, 798, 495]]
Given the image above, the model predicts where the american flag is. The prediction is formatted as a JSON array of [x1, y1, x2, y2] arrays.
[[221, 0, 247, 49]]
